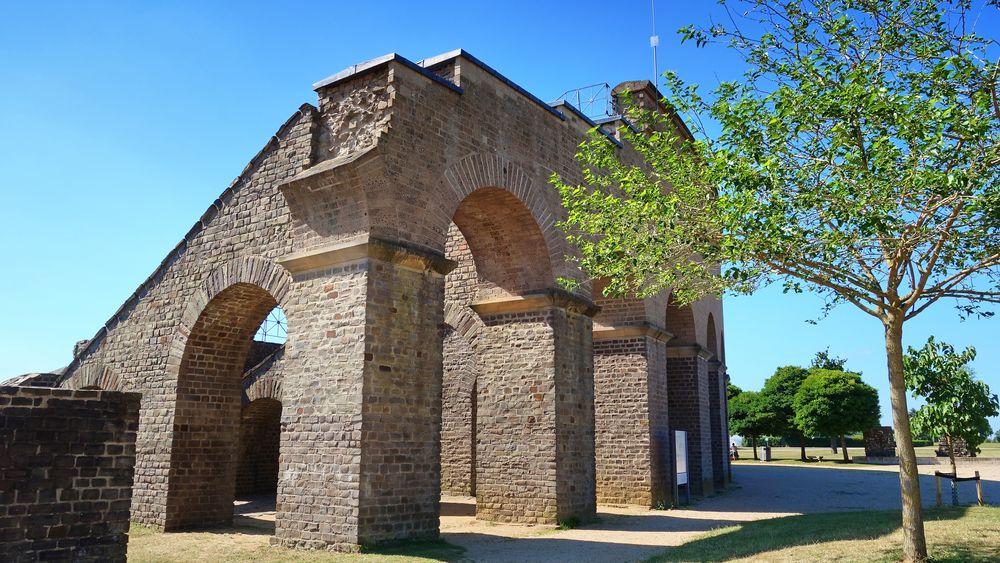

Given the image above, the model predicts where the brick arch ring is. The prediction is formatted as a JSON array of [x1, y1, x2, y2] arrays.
[[63, 362, 124, 392], [443, 302, 483, 341], [243, 374, 282, 405], [442, 303, 479, 395], [441, 152, 570, 281], [167, 255, 293, 377]]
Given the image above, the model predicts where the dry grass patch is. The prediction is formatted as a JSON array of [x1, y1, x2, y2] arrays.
[[648, 506, 1000, 562], [127, 523, 465, 563]]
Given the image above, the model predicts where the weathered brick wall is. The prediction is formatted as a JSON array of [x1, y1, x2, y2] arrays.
[[273, 262, 368, 550], [474, 310, 559, 523], [553, 308, 596, 522], [356, 261, 445, 545], [235, 398, 282, 495], [0, 386, 139, 563], [666, 349, 715, 496], [441, 223, 480, 496], [646, 337, 672, 505], [708, 362, 726, 487], [593, 337, 653, 505], [441, 327, 477, 496]]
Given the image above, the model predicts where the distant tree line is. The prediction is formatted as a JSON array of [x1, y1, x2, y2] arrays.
[[729, 350, 879, 462], [731, 342, 998, 468]]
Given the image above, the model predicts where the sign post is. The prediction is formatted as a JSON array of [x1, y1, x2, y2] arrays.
[[675, 430, 690, 504]]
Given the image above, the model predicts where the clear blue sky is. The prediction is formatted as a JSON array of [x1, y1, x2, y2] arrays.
[[1, 1, 997, 428]]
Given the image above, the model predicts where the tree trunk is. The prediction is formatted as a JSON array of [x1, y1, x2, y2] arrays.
[[752, 436, 758, 460], [948, 435, 957, 477], [831, 436, 838, 454], [948, 435, 959, 506], [799, 433, 807, 462], [841, 435, 849, 462], [885, 314, 927, 562]]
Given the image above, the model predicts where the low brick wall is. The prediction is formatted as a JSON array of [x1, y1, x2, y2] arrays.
[[0, 386, 140, 562]]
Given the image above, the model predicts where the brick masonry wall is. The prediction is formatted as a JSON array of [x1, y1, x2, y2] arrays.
[[356, 260, 445, 545], [708, 362, 729, 487], [474, 307, 596, 525], [273, 262, 369, 550], [441, 328, 477, 496], [666, 351, 714, 496], [646, 337, 672, 506], [441, 223, 479, 496], [0, 386, 139, 563], [235, 398, 282, 496], [475, 310, 559, 523], [593, 337, 653, 505], [552, 308, 596, 522]]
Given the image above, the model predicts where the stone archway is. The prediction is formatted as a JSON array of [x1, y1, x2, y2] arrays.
[[159, 255, 291, 531], [440, 186, 596, 525]]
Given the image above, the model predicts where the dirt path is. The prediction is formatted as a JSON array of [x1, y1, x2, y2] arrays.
[[440, 461, 1000, 563]]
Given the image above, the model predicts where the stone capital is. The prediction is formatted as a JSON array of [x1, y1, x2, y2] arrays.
[[665, 343, 714, 360], [470, 289, 600, 318], [592, 323, 673, 343], [280, 145, 384, 193], [277, 234, 457, 276]]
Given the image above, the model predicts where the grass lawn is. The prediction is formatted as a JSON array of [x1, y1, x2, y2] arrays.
[[734, 443, 1000, 465], [127, 524, 465, 562], [647, 506, 1000, 562]]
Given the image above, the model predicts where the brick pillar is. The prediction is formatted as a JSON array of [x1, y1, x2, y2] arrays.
[[470, 291, 597, 524], [722, 369, 732, 484], [708, 359, 728, 488], [666, 344, 714, 496], [592, 327, 671, 507], [273, 235, 454, 550]]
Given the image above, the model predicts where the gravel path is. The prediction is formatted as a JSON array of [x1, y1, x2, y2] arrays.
[[441, 461, 1000, 563]]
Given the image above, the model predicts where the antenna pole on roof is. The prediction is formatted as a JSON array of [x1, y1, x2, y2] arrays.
[[650, 0, 659, 85]]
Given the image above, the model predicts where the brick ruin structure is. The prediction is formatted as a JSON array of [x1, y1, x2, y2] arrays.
[[48, 50, 729, 550], [0, 386, 139, 562]]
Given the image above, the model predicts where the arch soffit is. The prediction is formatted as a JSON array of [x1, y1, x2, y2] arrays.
[[168, 255, 293, 377], [441, 153, 568, 280]]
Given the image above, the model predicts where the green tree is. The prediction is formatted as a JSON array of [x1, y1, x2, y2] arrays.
[[810, 349, 848, 372], [904, 337, 999, 479], [908, 408, 933, 442], [759, 366, 810, 461], [727, 381, 744, 401], [551, 2, 1000, 558], [728, 390, 768, 460], [794, 369, 881, 461]]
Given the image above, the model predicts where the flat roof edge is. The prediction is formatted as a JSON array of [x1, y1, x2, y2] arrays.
[[418, 49, 566, 122], [313, 53, 463, 95]]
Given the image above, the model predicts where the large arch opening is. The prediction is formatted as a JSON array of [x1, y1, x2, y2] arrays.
[[440, 186, 559, 524], [164, 282, 281, 531], [665, 295, 697, 345]]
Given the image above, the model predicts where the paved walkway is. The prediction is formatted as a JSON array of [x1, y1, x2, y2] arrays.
[[439, 462, 1000, 563]]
